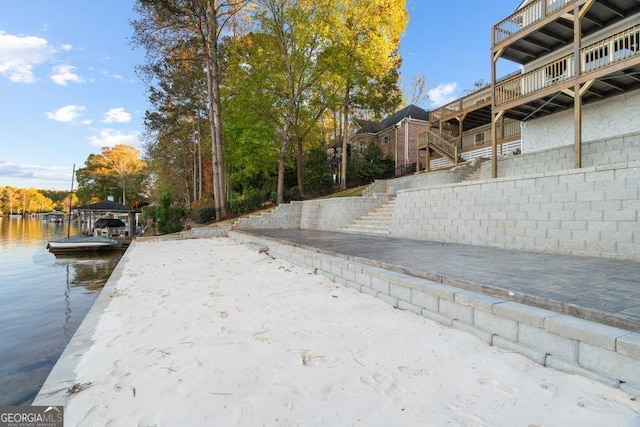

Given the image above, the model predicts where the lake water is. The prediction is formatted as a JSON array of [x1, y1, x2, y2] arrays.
[[0, 217, 122, 405]]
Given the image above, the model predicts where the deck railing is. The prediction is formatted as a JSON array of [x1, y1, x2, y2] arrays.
[[430, 86, 492, 123], [493, 0, 578, 46], [420, 130, 459, 161], [581, 25, 640, 72], [495, 24, 640, 107]]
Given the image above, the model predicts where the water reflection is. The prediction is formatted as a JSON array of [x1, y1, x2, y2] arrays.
[[0, 218, 122, 405]]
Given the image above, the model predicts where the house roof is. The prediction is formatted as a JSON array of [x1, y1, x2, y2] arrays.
[[354, 119, 384, 134], [354, 104, 430, 135], [516, 0, 531, 10], [380, 104, 430, 128], [74, 200, 138, 212], [94, 218, 126, 228]]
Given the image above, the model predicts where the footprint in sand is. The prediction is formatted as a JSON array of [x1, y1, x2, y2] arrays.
[[293, 330, 312, 339], [110, 360, 129, 376], [446, 405, 488, 427], [540, 382, 558, 392], [133, 346, 156, 356], [576, 396, 632, 414], [477, 377, 517, 395], [360, 371, 405, 398], [299, 349, 339, 367], [255, 335, 271, 344], [106, 334, 123, 348], [398, 366, 430, 376], [77, 404, 110, 426]]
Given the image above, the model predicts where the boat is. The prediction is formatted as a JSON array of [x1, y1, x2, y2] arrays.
[[46, 236, 122, 255], [45, 166, 131, 255]]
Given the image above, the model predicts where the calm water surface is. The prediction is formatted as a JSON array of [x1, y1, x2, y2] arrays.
[[0, 217, 122, 405]]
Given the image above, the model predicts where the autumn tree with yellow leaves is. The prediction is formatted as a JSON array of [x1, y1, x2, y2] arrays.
[[76, 145, 148, 207]]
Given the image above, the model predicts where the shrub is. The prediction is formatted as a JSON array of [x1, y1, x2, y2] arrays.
[[191, 204, 216, 224], [303, 147, 334, 196], [285, 186, 302, 202], [140, 205, 156, 223], [228, 188, 266, 215], [155, 188, 185, 234]]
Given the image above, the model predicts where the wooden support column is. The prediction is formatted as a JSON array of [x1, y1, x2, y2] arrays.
[[456, 113, 467, 158], [573, 3, 583, 168], [426, 147, 431, 172], [491, 47, 498, 178], [500, 114, 505, 155]]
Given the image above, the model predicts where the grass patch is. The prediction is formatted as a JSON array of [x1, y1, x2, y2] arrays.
[[319, 185, 367, 198]]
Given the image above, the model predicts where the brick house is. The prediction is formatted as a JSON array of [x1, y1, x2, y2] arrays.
[[349, 105, 430, 176]]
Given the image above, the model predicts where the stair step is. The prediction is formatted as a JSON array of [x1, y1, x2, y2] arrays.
[[338, 198, 396, 236], [358, 213, 392, 220]]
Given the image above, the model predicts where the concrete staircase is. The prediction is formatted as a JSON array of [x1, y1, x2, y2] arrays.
[[338, 198, 395, 236], [459, 157, 489, 183]]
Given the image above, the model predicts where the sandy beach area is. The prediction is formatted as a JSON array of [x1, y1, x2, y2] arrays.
[[60, 237, 639, 426]]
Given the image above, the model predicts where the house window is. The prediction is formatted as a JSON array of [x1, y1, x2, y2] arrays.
[[474, 132, 485, 145], [382, 135, 390, 145]]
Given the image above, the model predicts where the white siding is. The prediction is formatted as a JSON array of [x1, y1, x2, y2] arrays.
[[522, 89, 640, 153]]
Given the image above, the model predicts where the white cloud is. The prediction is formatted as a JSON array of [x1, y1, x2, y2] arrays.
[[102, 107, 131, 123], [45, 105, 86, 123], [102, 69, 123, 80], [428, 82, 459, 107], [88, 128, 140, 148], [60, 44, 73, 52], [0, 31, 52, 83], [0, 161, 73, 190], [50, 64, 84, 86]]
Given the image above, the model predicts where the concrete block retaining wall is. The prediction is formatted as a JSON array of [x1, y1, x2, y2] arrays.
[[235, 140, 639, 261], [481, 131, 640, 180], [362, 165, 474, 197], [234, 197, 385, 231], [234, 202, 303, 229], [229, 230, 640, 396], [391, 161, 640, 261]]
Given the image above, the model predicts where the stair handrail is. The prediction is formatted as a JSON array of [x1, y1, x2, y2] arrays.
[[427, 130, 459, 162]]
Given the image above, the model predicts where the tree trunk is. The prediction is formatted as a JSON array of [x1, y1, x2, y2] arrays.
[[276, 119, 290, 205], [340, 83, 351, 190], [205, 0, 227, 220], [294, 133, 304, 195]]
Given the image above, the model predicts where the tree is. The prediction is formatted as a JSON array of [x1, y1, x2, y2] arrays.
[[76, 145, 148, 206], [302, 146, 333, 196], [133, 0, 251, 220], [253, 0, 335, 203], [1, 187, 18, 215], [76, 154, 120, 204], [346, 142, 393, 186], [102, 145, 148, 206], [138, 42, 212, 208], [322, 0, 408, 190], [221, 32, 280, 197], [155, 187, 185, 234], [405, 73, 430, 107], [351, 52, 404, 118], [464, 79, 488, 94]]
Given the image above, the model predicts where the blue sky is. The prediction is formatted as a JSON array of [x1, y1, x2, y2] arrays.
[[0, 1, 521, 191]]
